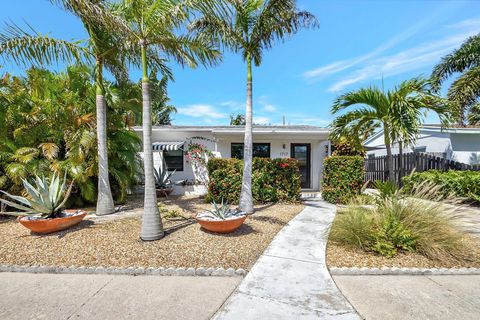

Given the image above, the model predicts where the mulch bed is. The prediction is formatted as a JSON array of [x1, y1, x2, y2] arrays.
[[0, 196, 304, 270]]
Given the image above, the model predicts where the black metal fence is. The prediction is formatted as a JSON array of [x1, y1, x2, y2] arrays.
[[365, 152, 480, 183]]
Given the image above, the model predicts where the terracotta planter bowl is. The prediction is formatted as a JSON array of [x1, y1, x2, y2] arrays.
[[156, 188, 174, 197], [17, 210, 88, 234], [195, 215, 247, 234]]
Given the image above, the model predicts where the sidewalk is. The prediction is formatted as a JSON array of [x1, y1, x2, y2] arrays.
[[334, 275, 480, 320], [213, 200, 360, 319], [0, 272, 240, 320]]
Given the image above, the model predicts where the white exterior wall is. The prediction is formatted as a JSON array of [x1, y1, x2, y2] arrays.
[[365, 130, 480, 165], [135, 128, 329, 191]]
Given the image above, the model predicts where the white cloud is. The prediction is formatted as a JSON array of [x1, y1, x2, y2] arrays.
[[254, 116, 271, 125], [302, 14, 436, 81], [177, 104, 226, 119], [304, 16, 480, 92], [328, 31, 477, 92], [220, 100, 244, 110], [263, 104, 276, 112]]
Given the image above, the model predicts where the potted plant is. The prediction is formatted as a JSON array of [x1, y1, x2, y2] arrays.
[[195, 199, 247, 233], [154, 162, 176, 197], [0, 173, 87, 234]]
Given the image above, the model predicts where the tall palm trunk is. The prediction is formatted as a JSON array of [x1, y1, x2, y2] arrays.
[[383, 124, 395, 183], [240, 55, 254, 214], [95, 58, 115, 215], [140, 42, 164, 241]]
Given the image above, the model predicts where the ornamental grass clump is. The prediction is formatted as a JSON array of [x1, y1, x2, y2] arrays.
[[330, 181, 471, 260]]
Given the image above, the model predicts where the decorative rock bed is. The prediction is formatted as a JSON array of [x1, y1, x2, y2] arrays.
[[0, 264, 247, 277]]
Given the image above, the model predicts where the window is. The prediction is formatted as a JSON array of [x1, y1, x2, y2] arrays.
[[163, 149, 183, 171], [231, 143, 271, 159], [414, 146, 426, 153]]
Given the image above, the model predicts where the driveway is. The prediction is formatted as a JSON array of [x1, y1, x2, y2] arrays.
[[334, 275, 480, 320], [0, 272, 240, 320]]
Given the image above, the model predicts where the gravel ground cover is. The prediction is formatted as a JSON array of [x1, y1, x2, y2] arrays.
[[327, 235, 480, 269], [0, 195, 304, 270]]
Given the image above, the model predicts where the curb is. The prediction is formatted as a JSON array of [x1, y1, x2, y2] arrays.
[[0, 264, 247, 277], [329, 266, 480, 275]]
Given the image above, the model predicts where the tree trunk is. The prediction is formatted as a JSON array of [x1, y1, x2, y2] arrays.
[[95, 59, 115, 216], [239, 54, 254, 214], [140, 43, 164, 241], [383, 125, 395, 183]]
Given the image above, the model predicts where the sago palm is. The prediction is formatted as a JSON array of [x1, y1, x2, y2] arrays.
[[115, 0, 221, 240], [331, 78, 450, 182], [190, 0, 318, 213], [431, 33, 480, 125]]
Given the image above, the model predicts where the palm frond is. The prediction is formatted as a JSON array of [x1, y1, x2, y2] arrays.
[[0, 22, 89, 67], [431, 33, 480, 90]]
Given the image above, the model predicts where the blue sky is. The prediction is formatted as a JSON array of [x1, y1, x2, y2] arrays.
[[1, 0, 480, 126]]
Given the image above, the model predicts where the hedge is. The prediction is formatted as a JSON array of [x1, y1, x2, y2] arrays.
[[206, 157, 301, 204], [322, 156, 364, 204], [402, 170, 480, 203]]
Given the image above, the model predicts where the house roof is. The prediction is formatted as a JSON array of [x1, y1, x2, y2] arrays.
[[364, 124, 480, 146], [134, 125, 330, 134]]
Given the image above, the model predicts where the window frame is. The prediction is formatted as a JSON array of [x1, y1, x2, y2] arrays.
[[230, 142, 271, 159], [163, 149, 184, 172]]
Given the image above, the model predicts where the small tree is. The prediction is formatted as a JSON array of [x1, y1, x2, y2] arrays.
[[331, 78, 450, 182], [230, 113, 245, 125], [190, 0, 318, 213]]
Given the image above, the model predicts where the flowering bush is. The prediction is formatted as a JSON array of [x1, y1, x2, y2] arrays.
[[206, 158, 301, 204], [322, 156, 364, 204], [185, 142, 214, 166]]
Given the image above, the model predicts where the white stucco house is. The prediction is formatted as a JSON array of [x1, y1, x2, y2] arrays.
[[364, 125, 480, 165], [133, 125, 331, 194]]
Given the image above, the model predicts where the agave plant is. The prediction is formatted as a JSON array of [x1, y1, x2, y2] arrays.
[[153, 168, 175, 190], [0, 173, 73, 218], [197, 199, 246, 221]]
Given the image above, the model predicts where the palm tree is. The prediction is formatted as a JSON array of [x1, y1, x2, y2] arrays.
[[115, 0, 220, 241], [190, 0, 318, 213], [331, 78, 450, 183], [0, 0, 130, 215], [431, 33, 480, 125], [50, 0, 135, 215]]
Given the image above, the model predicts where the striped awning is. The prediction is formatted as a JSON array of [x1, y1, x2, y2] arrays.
[[152, 141, 185, 151]]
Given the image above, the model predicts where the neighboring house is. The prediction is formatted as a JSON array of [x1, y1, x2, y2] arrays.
[[133, 125, 331, 194], [364, 125, 480, 165]]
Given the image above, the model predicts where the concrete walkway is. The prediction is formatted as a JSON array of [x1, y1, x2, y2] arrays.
[[213, 200, 360, 319], [0, 272, 241, 320], [334, 275, 480, 320]]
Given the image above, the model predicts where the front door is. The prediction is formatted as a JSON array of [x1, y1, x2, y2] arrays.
[[291, 143, 311, 189]]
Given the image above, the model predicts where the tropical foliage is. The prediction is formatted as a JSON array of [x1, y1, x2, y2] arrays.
[[197, 199, 246, 221], [330, 181, 471, 260], [230, 113, 245, 125], [206, 157, 301, 204], [322, 156, 364, 204], [190, 0, 318, 213], [0, 173, 73, 218], [431, 33, 480, 125], [330, 77, 450, 182], [402, 170, 480, 203], [114, 0, 222, 241], [0, 66, 142, 206]]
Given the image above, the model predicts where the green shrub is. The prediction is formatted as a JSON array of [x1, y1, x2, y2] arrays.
[[402, 170, 480, 203], [206, 157, 301, 204], [322, 156, 364, 204]]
